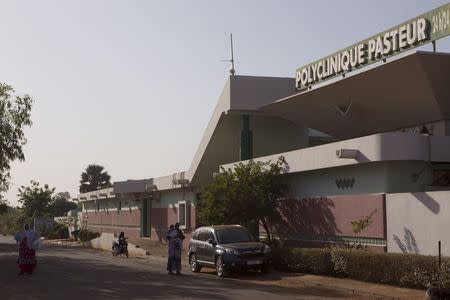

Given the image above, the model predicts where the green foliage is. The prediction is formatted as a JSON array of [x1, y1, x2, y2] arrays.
[[17, 181, 76, 219], [79, 164, 112, 193], [351, 209, 377, 235], [49, 192, 77, 217], [0, 208, 28, 235], [0, 198, 9, 214], [17, 180, 55, 219], [0, 83, 33, 195], [273, 247, 450, 289], [198, 156, 287, 240], [273, 247, 334, 275], [75, 229, 100, 242], [46, 223, 69, 239]]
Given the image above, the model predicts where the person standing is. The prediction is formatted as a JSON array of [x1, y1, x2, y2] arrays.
[[175, 222, 185, 242], [14, 224, 40, 276], [166, 223, 185, 275], [166, 224, 177, 275]]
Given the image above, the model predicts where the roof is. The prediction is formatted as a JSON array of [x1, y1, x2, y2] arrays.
[[262, 51, 450, 139], [114, 75, 297, 193], [195, 225, 245, 231], [77, 187, 114, 202]]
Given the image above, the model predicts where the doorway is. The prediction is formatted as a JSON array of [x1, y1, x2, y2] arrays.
[[141, 198, 151, 237]]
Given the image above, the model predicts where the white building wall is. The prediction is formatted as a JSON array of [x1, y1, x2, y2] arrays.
[[386, 191, 450, 256], [283, 160, 432, 199], [157, 189, 195, 208]]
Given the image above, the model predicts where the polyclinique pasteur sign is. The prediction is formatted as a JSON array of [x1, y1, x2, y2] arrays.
[[295, 3, 450, 91]]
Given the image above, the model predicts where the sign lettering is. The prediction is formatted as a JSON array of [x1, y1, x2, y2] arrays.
[[295, 3, 450, 91]]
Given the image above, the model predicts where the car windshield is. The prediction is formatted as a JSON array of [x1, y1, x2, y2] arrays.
[[215, 228, 253, 244]]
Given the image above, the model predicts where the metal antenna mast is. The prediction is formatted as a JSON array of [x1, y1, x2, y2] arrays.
[[230, 33, 235, 75], [220, 33, 236, 75]]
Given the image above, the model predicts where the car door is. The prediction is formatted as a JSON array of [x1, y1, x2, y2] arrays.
[[190, 229, 200, 256], [195, 229, 207, 261], [203, 229, 216, 264]]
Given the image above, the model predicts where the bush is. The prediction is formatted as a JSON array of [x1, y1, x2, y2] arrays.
[[330, 249, 449, 289], [71, 229, 80, 240], [262, 238, 281, 249], [76, 229, 100, 242], [273, 247, 334, 275], [0, 209, 28, 235], [46, 223, 69, 239], [273, 247, 450, 290]]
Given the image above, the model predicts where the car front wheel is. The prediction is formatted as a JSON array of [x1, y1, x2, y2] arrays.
[[215, 256, 229, 277], [190, 253, 201, 273]]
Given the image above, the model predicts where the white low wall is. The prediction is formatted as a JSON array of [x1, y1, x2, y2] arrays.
[[387, 191, 450, 256], [83, 232, 148, 256]]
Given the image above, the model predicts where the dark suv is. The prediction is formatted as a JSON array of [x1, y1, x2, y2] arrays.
[[188, 225, 271, 277]]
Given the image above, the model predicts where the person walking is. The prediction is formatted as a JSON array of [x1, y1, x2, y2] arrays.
[[14, 224, 40, 276]]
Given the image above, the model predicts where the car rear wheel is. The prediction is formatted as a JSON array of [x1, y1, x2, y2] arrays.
[[190, 254, 201, 273], [215, 256, 229, 277]]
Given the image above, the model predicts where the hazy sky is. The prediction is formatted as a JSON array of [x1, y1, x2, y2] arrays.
[[3, 0, 450, 205]]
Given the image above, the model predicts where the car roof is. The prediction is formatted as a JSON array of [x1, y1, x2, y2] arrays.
[[196, 225, 245, 231]]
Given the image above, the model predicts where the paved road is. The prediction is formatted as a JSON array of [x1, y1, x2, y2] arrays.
[[0, 236, 365, 300]]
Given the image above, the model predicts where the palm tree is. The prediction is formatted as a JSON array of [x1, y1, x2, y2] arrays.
[[79, 164, 112, 193]]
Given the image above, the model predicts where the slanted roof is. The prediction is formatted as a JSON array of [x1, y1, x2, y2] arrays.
[[112, 75, 297, 192], [262, 51, 450, 139], [186, 75, 295, 185]]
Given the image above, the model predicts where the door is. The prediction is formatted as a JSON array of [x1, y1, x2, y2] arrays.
[[203, 230, 216, 263], [141, 198, 151, 237]]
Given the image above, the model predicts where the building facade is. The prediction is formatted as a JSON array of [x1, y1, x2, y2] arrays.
[[77, 4, 450, 255]]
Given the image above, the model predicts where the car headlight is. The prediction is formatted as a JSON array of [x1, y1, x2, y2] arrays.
[[263, 244, 271, 253], [225, 248, 240, 255]]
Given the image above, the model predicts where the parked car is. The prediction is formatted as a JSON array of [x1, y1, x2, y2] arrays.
[[187, 225, 271, 277]]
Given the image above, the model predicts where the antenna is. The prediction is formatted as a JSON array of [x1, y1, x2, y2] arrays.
[[220, 33, 236, 75], [230, 33, 235, 75]]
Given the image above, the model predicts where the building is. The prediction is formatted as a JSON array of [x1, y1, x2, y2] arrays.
[[78, 3, 450, 255]]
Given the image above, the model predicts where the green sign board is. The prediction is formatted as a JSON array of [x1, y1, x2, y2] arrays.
[[295, 3, 450, 91]]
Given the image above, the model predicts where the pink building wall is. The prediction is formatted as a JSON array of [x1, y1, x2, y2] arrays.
[[84, 202, 197, 243], [85, 209, 141, 238], [270, 194, 386, 251]]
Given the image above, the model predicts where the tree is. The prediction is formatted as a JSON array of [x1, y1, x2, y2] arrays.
[[0, 83, 33, 195], [17, 180, 55, 219], [198, 156, 287, 241], [79, 164, 112, 193], [48, 192, 77, 217], [0, 197, 9, 214]]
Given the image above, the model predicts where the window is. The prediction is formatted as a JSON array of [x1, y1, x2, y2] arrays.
[[432, 163, 450, 186], [197, 229, 213, 242], [177, 201, 187, 229], [192, 230, 200, 240], [205, 230, 215, 243], [216, 228, 253, 244], [196, 229, 206, 241]]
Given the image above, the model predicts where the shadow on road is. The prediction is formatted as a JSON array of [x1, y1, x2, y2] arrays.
[[0, 243, 356, 299]]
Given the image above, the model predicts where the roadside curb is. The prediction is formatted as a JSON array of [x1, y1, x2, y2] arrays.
[[82, 233, 150, 257]]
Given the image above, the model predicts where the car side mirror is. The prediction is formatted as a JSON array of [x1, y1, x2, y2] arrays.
[[208, 238, 216, 246]]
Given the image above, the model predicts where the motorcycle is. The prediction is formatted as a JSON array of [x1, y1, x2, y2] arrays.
[[112, 237, 128, 258]]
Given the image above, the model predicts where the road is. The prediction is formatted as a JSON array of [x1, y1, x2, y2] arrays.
[[0, 236, 365, 300]]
